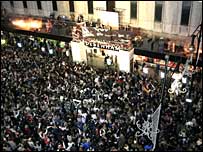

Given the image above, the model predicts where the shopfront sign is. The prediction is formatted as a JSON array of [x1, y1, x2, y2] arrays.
[[84, 41, 121, 51]]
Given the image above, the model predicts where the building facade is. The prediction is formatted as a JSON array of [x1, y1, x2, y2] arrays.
[[2, 1, 202, 36]]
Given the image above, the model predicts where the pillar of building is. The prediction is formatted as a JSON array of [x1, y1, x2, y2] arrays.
[[117, 48, 134, 73], [70, 41, 87, 63]]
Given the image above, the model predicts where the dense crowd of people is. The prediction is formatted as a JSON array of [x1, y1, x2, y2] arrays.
[[1, 31, 202, 151]]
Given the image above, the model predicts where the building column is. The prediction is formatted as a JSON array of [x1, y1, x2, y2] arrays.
[[70, 41, 87, 63]]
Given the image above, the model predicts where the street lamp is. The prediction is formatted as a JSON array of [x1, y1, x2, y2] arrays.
[[189, 22, 202, 98], [152, 23, 202, 151], [160, 55, 169, 102], [167, 25, 202, 97], [136, 55, 168, 151], [136, 114, 160, 141], [168, 72, 187, 96], [189, 44, 195, 52]]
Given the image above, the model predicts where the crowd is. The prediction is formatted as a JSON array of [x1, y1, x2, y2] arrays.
[[1, 31, 202, 151]]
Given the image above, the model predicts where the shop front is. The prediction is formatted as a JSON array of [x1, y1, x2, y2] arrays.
[[70, 23, 136, 73]]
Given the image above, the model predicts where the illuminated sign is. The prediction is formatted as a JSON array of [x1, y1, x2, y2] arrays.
[[84, 41, 120, 51]]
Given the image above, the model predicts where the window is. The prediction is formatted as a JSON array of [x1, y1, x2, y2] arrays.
[[10, 1, 14, 7], [37, 1, 42, 10], [155, 1, 163, 22], [69, 1, 74, 12], [52, 1, 57, 11], [181, 1, 191, 26], [107, 1, 115, 12], [23, 1, 27, 8], [88, 1, 93, 14], [130, 1, 137, 19]]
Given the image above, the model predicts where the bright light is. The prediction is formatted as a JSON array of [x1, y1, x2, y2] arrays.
[[41, 47, 45, 52], [107, 58, 112, 66], [49, 49, 53, 54], [12, 18, 42, 30], [172, 42, 175, 52], [172, 72, 182, 80], [96, 10, 119, 30], [1, 39, 6, 45], [66, 50, 69, 57], [17, 42, 22, 48], [60, 96, 64, 101], [186, 98, 192, 103], [30, 20, 41, 29], [60, 42, 66, 48], [143, 67, 148, 74], [189, 45, 195, 52], [29, 36, 34, 41], [182, 77, 187, 84], [62, 61, 65, 66], [160, 71, 165, 79]]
